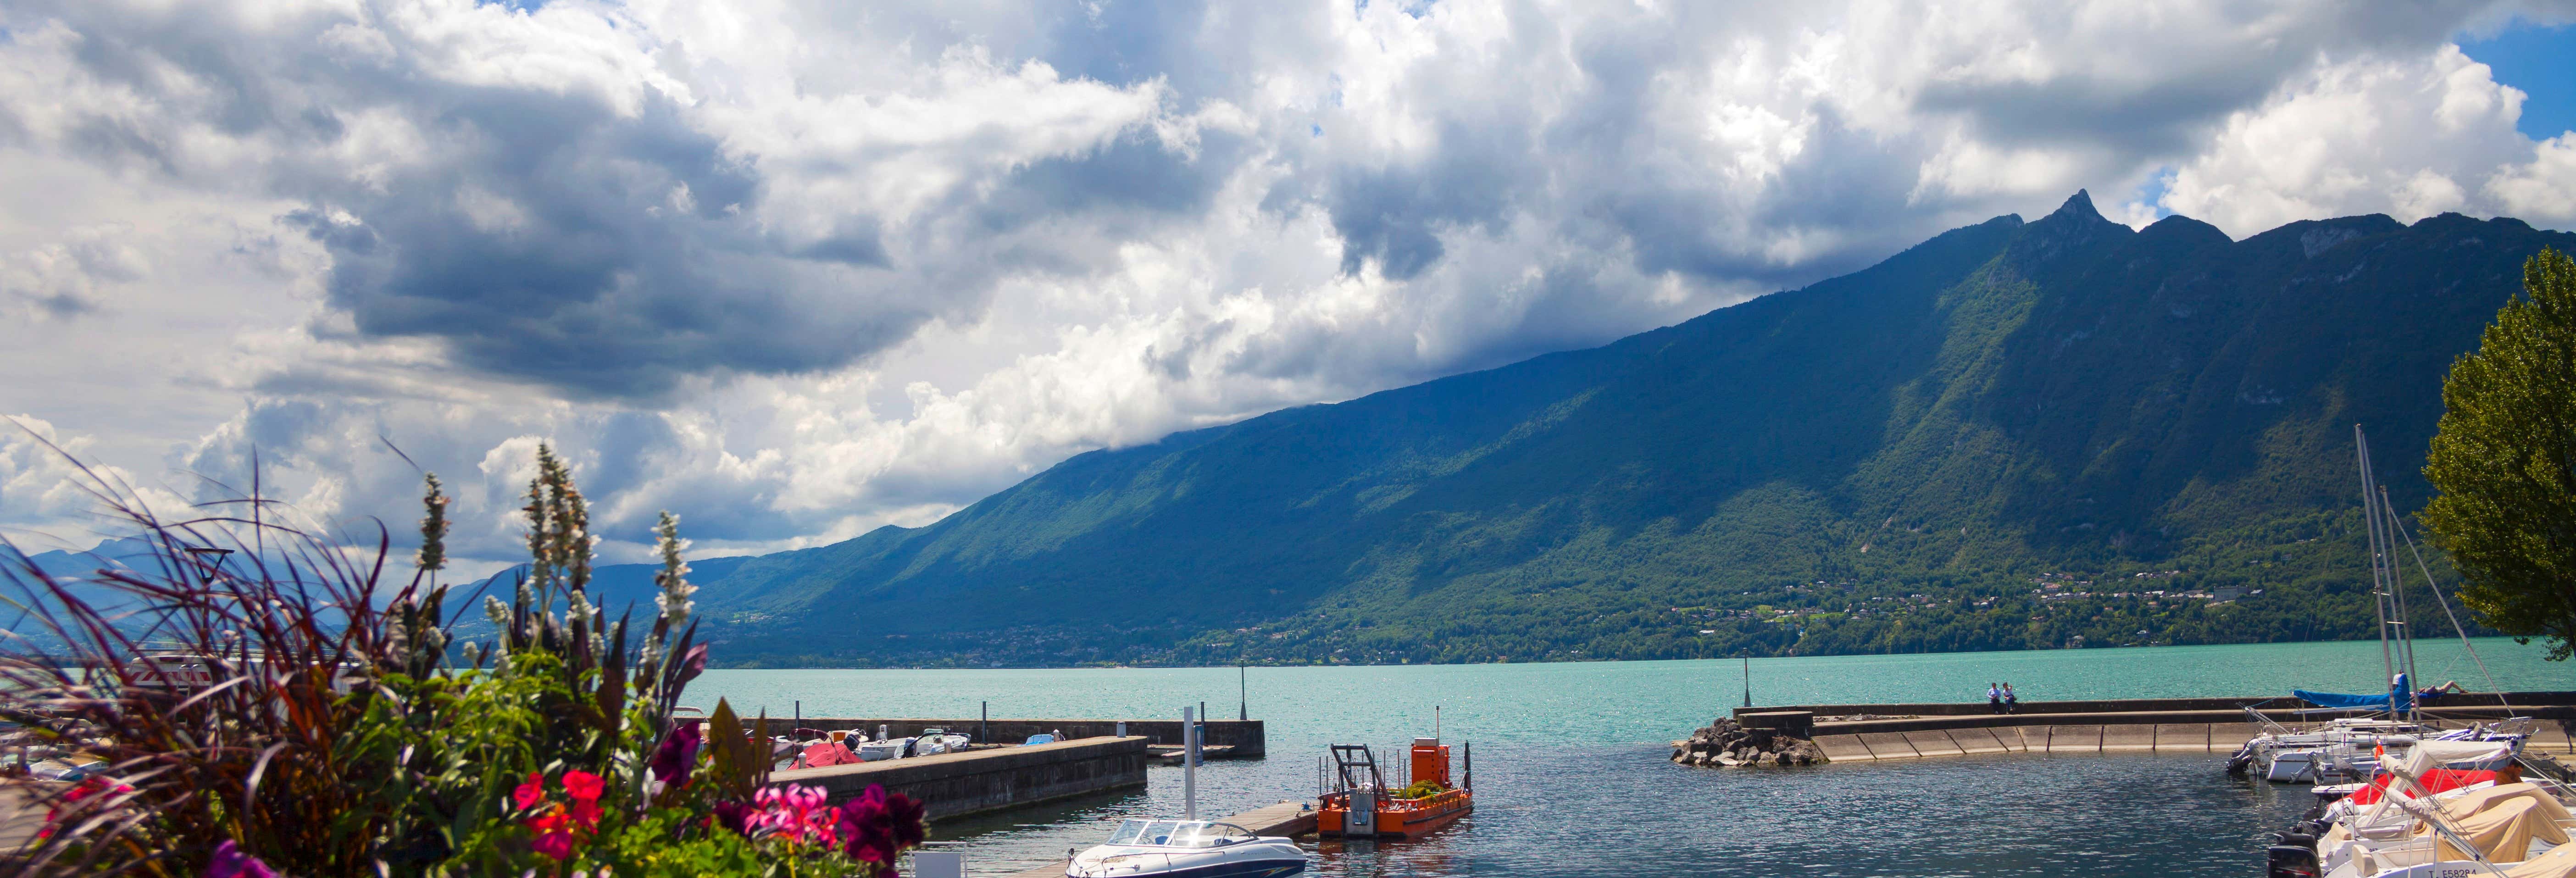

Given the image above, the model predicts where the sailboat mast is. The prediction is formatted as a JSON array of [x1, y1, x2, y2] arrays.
[[2389, 511, 2502, 695], [2355, 427, 2395, 688], [2380, 485, 2421, 695]]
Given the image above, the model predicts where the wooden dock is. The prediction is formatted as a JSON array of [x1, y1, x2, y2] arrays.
[[1001, 800, 1318, 878]]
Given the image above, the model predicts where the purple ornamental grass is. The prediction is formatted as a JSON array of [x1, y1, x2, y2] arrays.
[[0, 435, 713, 875], [0, 440, 433, 874]]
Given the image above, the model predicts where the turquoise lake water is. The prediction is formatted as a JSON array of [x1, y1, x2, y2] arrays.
[[691, 638, 2571, 876]]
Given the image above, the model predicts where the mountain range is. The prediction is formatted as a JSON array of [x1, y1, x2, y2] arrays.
[[615, 192, 2571, 667], [51, 193, 2568, 668]]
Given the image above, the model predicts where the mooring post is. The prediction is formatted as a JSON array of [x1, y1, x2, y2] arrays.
[[981, 701, 988, 743], [1182, 706, 1199, 820]]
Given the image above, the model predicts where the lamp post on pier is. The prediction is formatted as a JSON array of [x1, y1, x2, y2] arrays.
[[1740, 651, 1753, 708]]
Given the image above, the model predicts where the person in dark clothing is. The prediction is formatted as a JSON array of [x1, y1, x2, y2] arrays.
[[1987, 683, 2002, 714], [2002, 683, 2019, 714], [2417, 680, 2466, 704]]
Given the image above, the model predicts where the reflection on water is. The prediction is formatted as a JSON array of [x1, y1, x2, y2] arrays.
[[940, 746, 2308, 877]]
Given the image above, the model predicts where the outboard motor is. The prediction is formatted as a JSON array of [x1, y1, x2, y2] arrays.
[[2226, 744, 2257, 776], [2266, 845, 2321, 878]]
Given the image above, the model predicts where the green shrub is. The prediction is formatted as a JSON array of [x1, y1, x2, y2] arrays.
[[1394, 778, 1448, 800]]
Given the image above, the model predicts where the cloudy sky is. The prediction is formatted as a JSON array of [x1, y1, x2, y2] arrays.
[[4, 0, 2575, 575]]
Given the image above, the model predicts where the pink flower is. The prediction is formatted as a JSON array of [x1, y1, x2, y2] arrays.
[[745, 784, 843, 846], [205, 840, 278, 878]]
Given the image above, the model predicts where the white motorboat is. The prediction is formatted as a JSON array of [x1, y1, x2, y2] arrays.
[[2235, 717, 2441, 784], [2233, 711, 2533, 784], [1065, 819, 1306, 878], [913, 728, 971, 756], [844, 724, 912, 761], [854, 738, 910, 761]]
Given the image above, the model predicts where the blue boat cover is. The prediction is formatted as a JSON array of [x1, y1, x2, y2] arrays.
[[2295, 688, 2414, 711]]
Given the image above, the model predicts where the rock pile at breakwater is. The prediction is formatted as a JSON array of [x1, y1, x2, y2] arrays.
[[1670, 715, 1827, 767]]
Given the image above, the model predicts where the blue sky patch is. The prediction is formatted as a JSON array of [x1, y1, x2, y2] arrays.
[[2460, 20, 2576, 142]]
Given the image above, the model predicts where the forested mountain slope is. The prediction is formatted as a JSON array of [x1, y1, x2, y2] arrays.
[[670, 193, 2570, 667]]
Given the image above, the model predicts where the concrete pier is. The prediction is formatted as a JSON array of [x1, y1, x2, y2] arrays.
[[1739, 692, 2576, 763], [1001, 800, 1320, 878], [772, 736, 1148, 820]]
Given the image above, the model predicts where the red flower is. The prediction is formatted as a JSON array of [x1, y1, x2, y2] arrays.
[[513, 772, 545, 811], [561, 769, 604, 803], [40, 778, 133, 839], [571, 799, 601, 831], [530, 830, 574, 862]]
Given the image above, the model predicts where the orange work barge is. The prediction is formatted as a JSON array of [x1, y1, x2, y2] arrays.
[[1316, 737, 1473, 839]]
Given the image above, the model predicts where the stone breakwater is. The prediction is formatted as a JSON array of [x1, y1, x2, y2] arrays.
[[1670, 716, 1828, 767]]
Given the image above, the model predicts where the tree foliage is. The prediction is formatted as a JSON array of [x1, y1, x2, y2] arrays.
[[2424, 247, 2576, 661]]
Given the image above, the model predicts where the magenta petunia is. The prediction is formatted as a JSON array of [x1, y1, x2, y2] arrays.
[[205, 840, 279, 878], [650, 721, 704, 784], [712, 800, 751, 835], [838, 784, 926, 866]]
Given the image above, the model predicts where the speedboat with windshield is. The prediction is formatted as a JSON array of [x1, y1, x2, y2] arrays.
[[1063, 820, 1306, 878], [913, 727, 970, 756]]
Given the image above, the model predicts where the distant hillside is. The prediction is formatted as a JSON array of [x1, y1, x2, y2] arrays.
[[648, 194, 2569, 667]]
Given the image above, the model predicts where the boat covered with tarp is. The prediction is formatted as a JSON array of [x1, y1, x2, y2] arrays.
[[2265, 739, 2576, 878]]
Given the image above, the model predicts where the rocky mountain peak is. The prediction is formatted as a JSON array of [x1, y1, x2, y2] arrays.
[[2014, 189, 2131, 267]]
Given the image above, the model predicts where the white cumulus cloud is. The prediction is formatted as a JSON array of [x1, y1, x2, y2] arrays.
[[0, 0, 2572, 572]]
